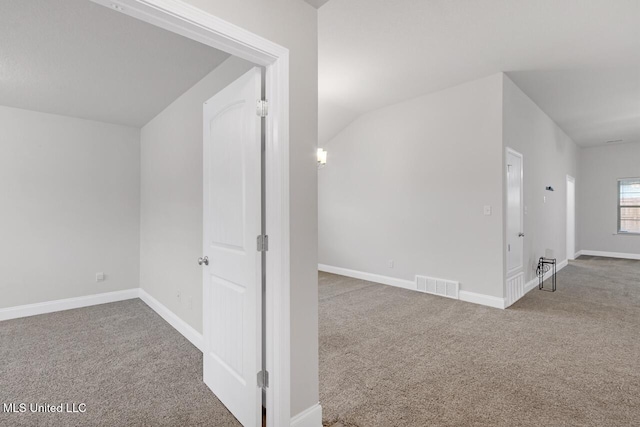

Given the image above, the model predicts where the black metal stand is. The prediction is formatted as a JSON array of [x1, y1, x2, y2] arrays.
[[537, 257, 557, 292]]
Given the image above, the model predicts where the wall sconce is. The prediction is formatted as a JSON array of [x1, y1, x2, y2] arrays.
[[317, 148, 327, 166]]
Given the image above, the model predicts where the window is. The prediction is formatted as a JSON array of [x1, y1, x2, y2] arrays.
[[618, 178, 640, 234]]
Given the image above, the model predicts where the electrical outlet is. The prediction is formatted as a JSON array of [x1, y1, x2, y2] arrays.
[[176, 289, 181, 300], [388, 260, 394, 268], [96, 273, 105, 282]]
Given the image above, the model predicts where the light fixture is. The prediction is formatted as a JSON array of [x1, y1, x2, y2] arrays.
[[317, 148, 327, 166]]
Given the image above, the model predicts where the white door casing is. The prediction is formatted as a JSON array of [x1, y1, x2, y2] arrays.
[[203, 67, 262, 427], [566, 175, 576, 260], [506, 148, 524, 275], [89, 1, 294, 425]]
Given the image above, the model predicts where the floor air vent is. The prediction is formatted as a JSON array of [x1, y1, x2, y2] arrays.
[[415, 275, 459, 299]]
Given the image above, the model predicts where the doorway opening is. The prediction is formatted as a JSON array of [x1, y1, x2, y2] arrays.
[[506, 148, 524, 277], [566, 175, 576, 260], [89, 1, 292, 426]]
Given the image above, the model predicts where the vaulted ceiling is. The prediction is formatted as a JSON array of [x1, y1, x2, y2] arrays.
[[303, 0, 331, 9], [319, 0, 640, 147], [0, 0, 230, 128]]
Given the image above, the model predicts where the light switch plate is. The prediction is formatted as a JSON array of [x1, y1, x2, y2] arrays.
[[483, 205, 492, 216], [96, 272, 105, 282]]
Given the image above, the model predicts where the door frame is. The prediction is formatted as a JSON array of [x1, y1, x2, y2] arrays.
[[90, 1, 291, 425], [505, 147, 524, 277], [566, 174, 576, 260]]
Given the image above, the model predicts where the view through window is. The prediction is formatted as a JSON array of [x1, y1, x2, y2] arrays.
[[619, 178, 640, 234]]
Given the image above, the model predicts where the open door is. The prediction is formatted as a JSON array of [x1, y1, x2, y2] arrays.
[[202, 67, 262, 427], [506, 148, 524, 276]]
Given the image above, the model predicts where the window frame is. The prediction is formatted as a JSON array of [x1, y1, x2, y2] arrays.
[[617, 177, 640, 235]]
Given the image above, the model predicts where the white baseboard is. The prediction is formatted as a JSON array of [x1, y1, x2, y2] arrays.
[[578, 250, 640, 260], [0, 289, 139, 322], [318, 264, 415, 290], [524, 277, 538, 294], [458, 290, 506, 309], [319, 264, 508, 310], [291, 403, 322, 427], [0, 286, 205, 352], [138, 289, 204, 352]]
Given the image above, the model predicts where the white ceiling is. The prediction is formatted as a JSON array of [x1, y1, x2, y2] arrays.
[[319, 0, 640, 147], [0, 0, 230, 128]]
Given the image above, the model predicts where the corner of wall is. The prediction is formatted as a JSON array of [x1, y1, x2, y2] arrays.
[[498, 72, 508, 296], [502, 74, 581, 284]]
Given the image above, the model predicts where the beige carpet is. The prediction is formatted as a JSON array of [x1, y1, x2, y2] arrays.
[[319, 256, 640, 427], [0, 299, 240, 427]]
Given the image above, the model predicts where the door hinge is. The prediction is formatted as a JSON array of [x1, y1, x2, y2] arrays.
[[257, 370, 269, 388], [256, 100, 268, 117], [257, 235, 269, 252]]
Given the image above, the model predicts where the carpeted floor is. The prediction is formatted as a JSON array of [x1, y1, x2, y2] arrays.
[[319, 256, 640, 427], [0, 299, 240, 427], [2, 256, 638, 426]]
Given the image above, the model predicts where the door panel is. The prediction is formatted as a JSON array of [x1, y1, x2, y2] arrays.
[[203, 67, 262, 427], [506, 149, 524, 274], [208, 102, 246, 249]]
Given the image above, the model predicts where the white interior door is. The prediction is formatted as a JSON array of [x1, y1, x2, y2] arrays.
[[566, 176, 576, 260], [202, 67, 262, 427], [506, 149, 524, 274]]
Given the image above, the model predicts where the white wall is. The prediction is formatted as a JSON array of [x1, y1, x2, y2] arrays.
[[502, 75, 579, 283], [2, 0, 319, 417], [139, 57, 254, 333], [0, 105, 140, 309], [578, 142, 640, 255], [180, 0, 320, 417], [319, 74, 505, 298]]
